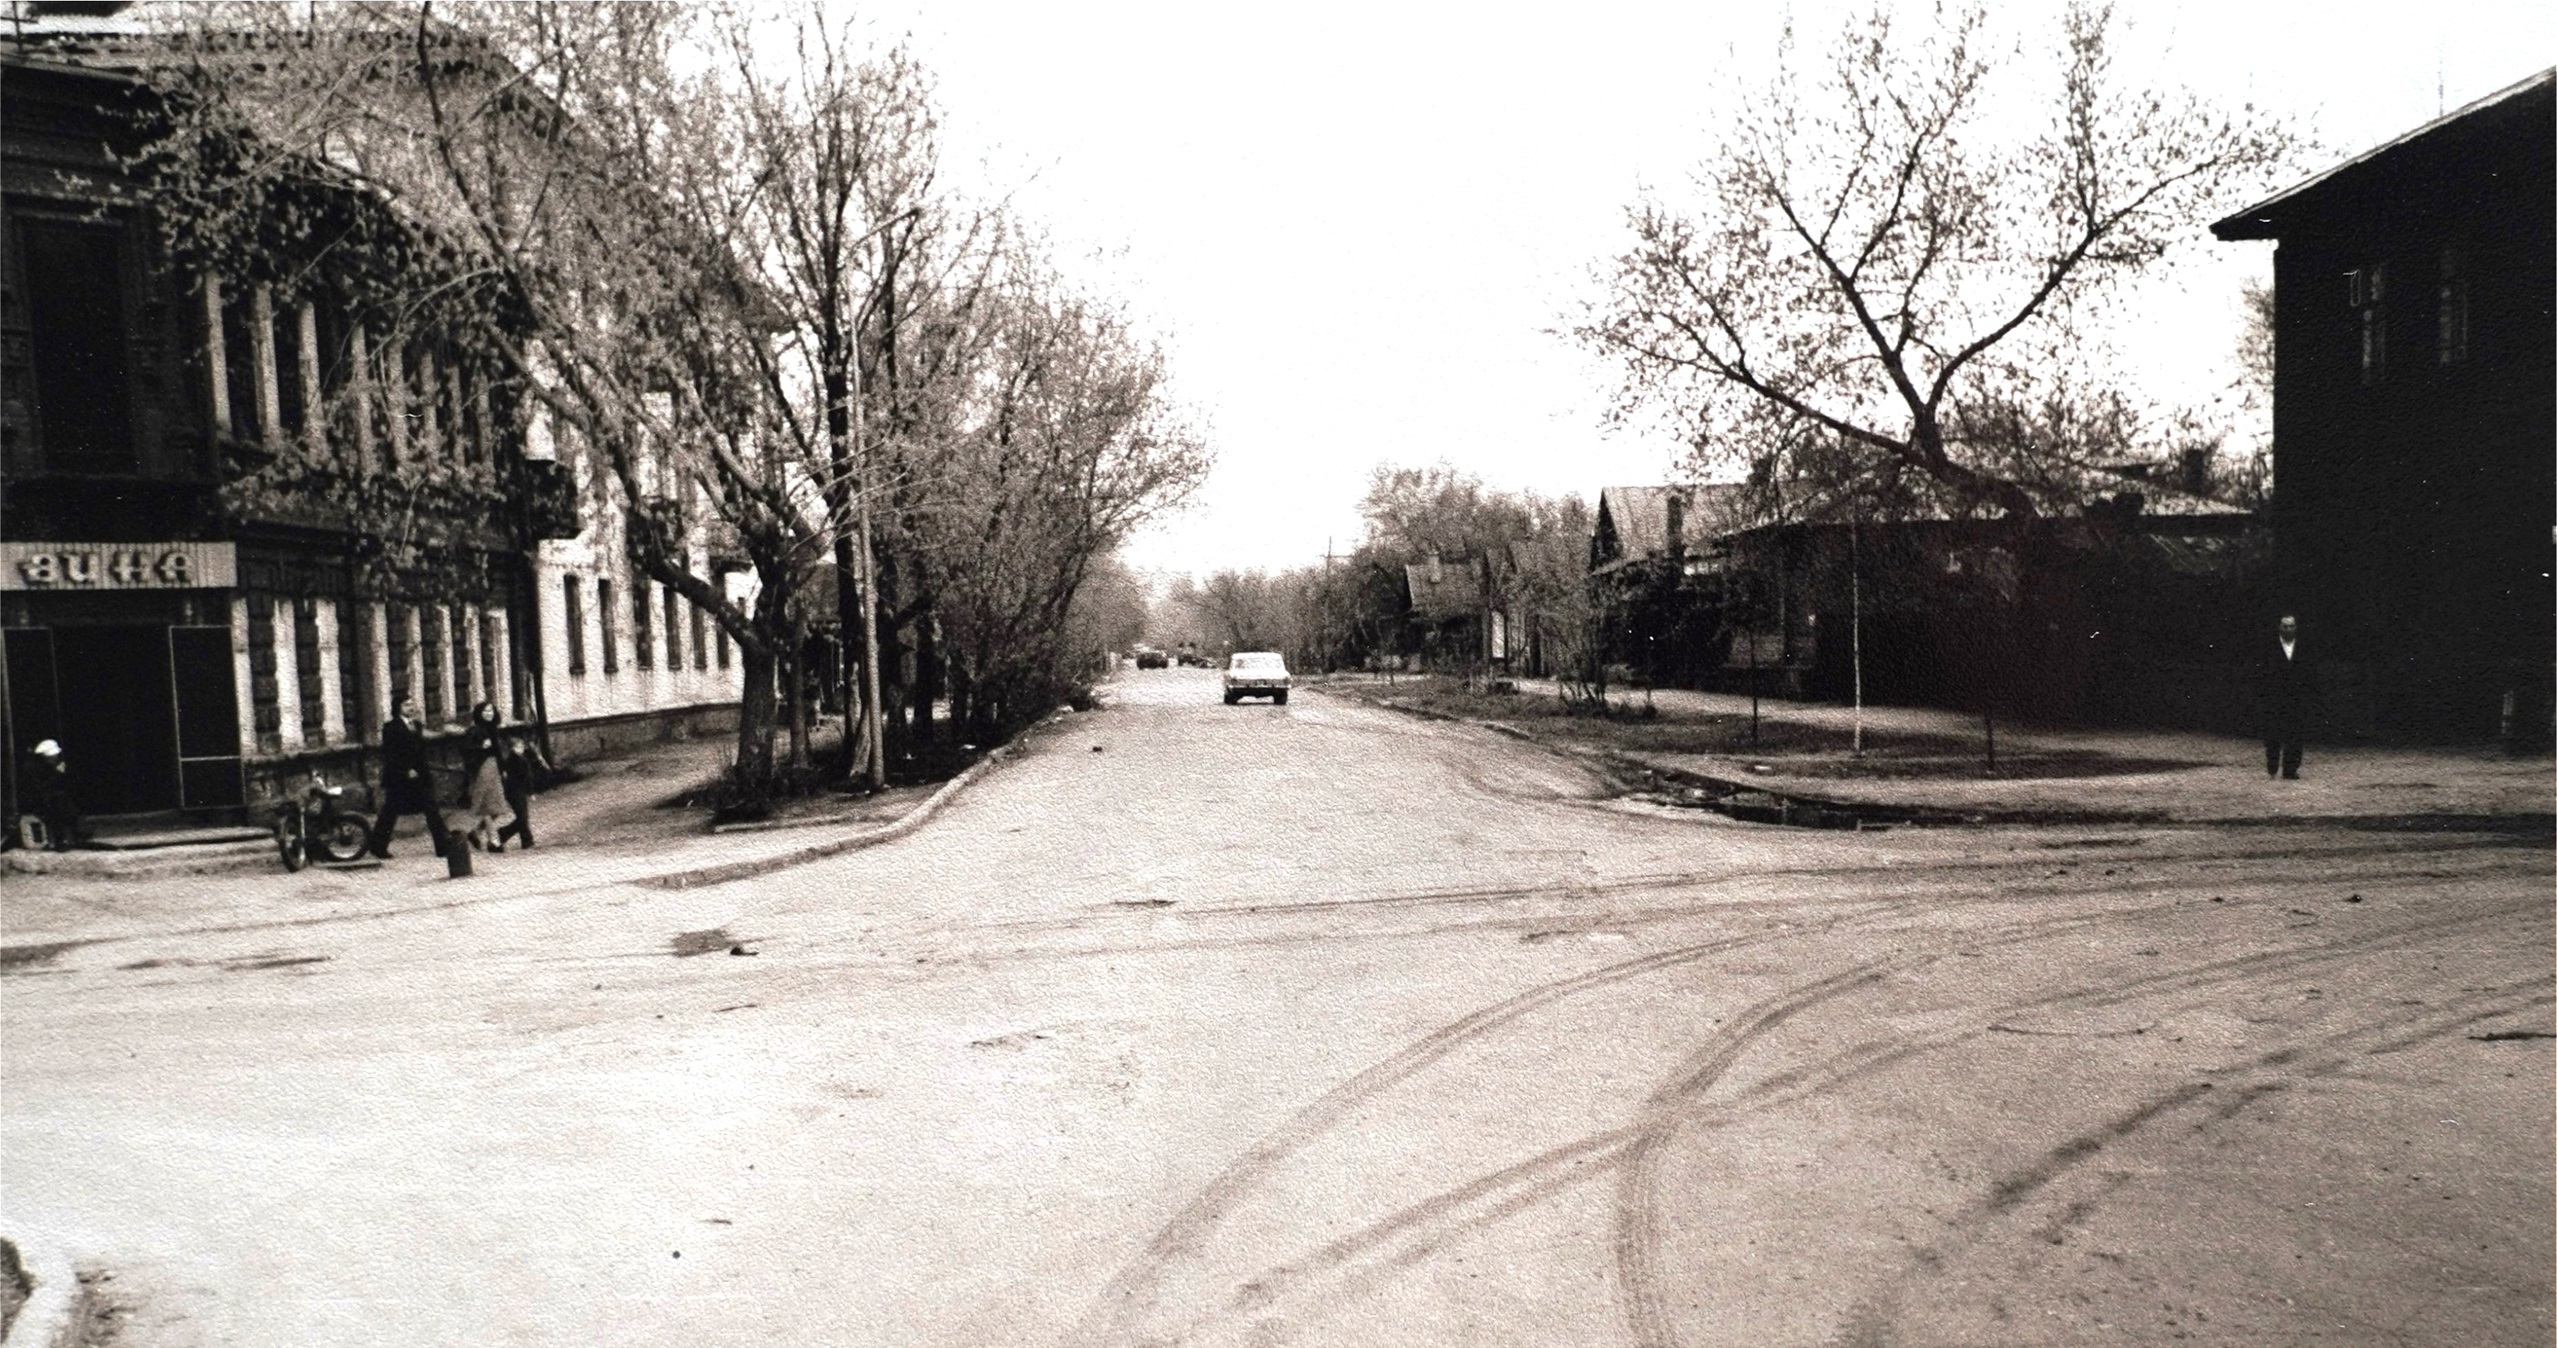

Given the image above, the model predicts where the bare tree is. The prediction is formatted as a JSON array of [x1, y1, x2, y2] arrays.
[[1579, 2, 2294, 518], [138, 2, 1201, 787], [928, 267, 1211, 737]]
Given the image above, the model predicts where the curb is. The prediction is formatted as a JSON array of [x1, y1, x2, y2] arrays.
[[1353, 691, 2146, 827], [631, 709, 1067, 891], [2, 1236, 86, 1348], [1354, 691, 2551, 832], [2, 838, 276, 880]]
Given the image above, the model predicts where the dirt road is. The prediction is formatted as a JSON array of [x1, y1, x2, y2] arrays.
[[4, 667, 2547, 1345]]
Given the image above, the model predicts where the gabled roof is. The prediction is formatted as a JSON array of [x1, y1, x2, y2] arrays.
[[1594, 483, 1755, 563], [1403, 556, 1482, 624], [2212, 66, 2556, 241]]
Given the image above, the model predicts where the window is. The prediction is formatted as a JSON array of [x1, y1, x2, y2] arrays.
[[336, 598, 374, 742], [2349, 263, 2387, 383], [597, 579, 619, 674], [15, 219, 136, 471], [691, 599, 708, 671], [450, 604, 475, 717], [274, 300, 306, 438], [2438, 248, 2468, 365], [664, 586, 683, 671], [479, 608, 501, 707], [632, 578, 654, 671], [293, 597, 326, 744], [563, 575, 587, 675], [386, 602, 413, 702], [246, 594, 283, 754], [419, 606, 447, 720]]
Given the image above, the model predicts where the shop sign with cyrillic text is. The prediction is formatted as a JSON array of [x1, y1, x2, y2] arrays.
[[1, 542, 237, 590]]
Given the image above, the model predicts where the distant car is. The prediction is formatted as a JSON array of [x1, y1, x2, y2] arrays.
[[1223, 651, 1291, 705], [1133, 645, 1169, 670], [1176, 643, 1209, 668]]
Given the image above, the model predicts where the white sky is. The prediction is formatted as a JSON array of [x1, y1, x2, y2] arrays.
[[849, 1, 2552, 578]]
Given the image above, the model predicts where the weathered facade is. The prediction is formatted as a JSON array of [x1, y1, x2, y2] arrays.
[[0, 26, 743, 833], [1589, 484, 1751, 688], [2212, 68, 2556, 742], [1402, 552, 1486, 672], [1712, 504, 2269, 728], [520, 424, 751, 764]]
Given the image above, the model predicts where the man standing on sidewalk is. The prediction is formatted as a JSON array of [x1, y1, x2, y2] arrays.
[[366, 695, 455, 859], [2258, 613, 2313, 780]]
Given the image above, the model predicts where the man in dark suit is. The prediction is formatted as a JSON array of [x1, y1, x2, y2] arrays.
[[365, 694, 454, 858], [2258, 613, 2313, 780]]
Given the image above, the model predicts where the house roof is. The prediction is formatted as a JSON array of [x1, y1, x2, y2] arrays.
[[1595, 483, 1755, 563], [1403, 556, 1483, 624], [2212, 66, 2555, 241]]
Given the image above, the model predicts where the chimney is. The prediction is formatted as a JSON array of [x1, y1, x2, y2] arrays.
[[1428, 550, 1443, 585], [2179, 447, 2211, 496]]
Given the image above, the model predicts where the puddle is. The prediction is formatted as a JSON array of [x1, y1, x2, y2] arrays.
[[1646, 779, 1939, 830], [0, 940, 88, 972], [669, 927, 738, 957]]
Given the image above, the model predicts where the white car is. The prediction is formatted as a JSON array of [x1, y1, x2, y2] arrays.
[[1222, 651, 1291, 705]]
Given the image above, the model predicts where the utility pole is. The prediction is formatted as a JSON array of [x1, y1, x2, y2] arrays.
[[1851, 515, 1864, 758], [852, 352, 886, 792]]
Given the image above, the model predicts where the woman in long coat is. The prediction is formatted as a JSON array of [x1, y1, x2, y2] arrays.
[[462, 701, 511, 851]]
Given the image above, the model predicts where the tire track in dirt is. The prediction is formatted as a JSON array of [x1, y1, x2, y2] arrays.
[[1068, 880, 2538, 1348], [1606, 901, 2549, 1348], [1821, 981, 2557, 1348], [1068, 867, 2481, 1345], [1133, 905, 2540, 1347]]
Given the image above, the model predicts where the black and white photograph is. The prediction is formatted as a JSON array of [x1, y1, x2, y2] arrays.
[[0, 1, 2550, 1343]]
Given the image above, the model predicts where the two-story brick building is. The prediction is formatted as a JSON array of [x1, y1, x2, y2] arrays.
[[2211, 68, 2555, 742]]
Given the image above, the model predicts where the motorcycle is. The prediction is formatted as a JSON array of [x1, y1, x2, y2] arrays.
[[273, 771, 375, 872]]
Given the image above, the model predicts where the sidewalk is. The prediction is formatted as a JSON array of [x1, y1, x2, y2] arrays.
[[0, 716, 1051, 948], [1330, 675, 2553, 828]]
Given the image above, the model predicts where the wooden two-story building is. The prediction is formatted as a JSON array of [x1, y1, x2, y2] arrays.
[[2212, 68, 2555, 742]]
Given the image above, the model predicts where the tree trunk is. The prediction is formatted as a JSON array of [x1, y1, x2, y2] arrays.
[[734, 642, 778, 788], [912, 606, 940, 745], [873, 549, 911, 768], [788, 639, 811, 773]]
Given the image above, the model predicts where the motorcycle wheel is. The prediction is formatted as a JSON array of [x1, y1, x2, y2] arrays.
[[315, 815, 372, 864], [275, 813, 308, 872]]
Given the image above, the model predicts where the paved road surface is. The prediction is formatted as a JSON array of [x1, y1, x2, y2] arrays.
[[4, 667, 2549, 1345]]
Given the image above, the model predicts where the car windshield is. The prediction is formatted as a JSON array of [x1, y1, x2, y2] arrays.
[[1230, 653, 1283, 670]]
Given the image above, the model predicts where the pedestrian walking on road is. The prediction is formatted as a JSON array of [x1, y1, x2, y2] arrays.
[[2257, 613, 2314, 780], [365, 694, 455, 859], [494, 716, 549, 851], [16, 738, 88, 850], [462, 701, 511, 852]]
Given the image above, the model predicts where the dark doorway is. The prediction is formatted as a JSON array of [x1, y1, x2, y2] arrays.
[[52, 625, 178, 815], [5, 627, 62, 753], [171, 625, 243, 810]]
